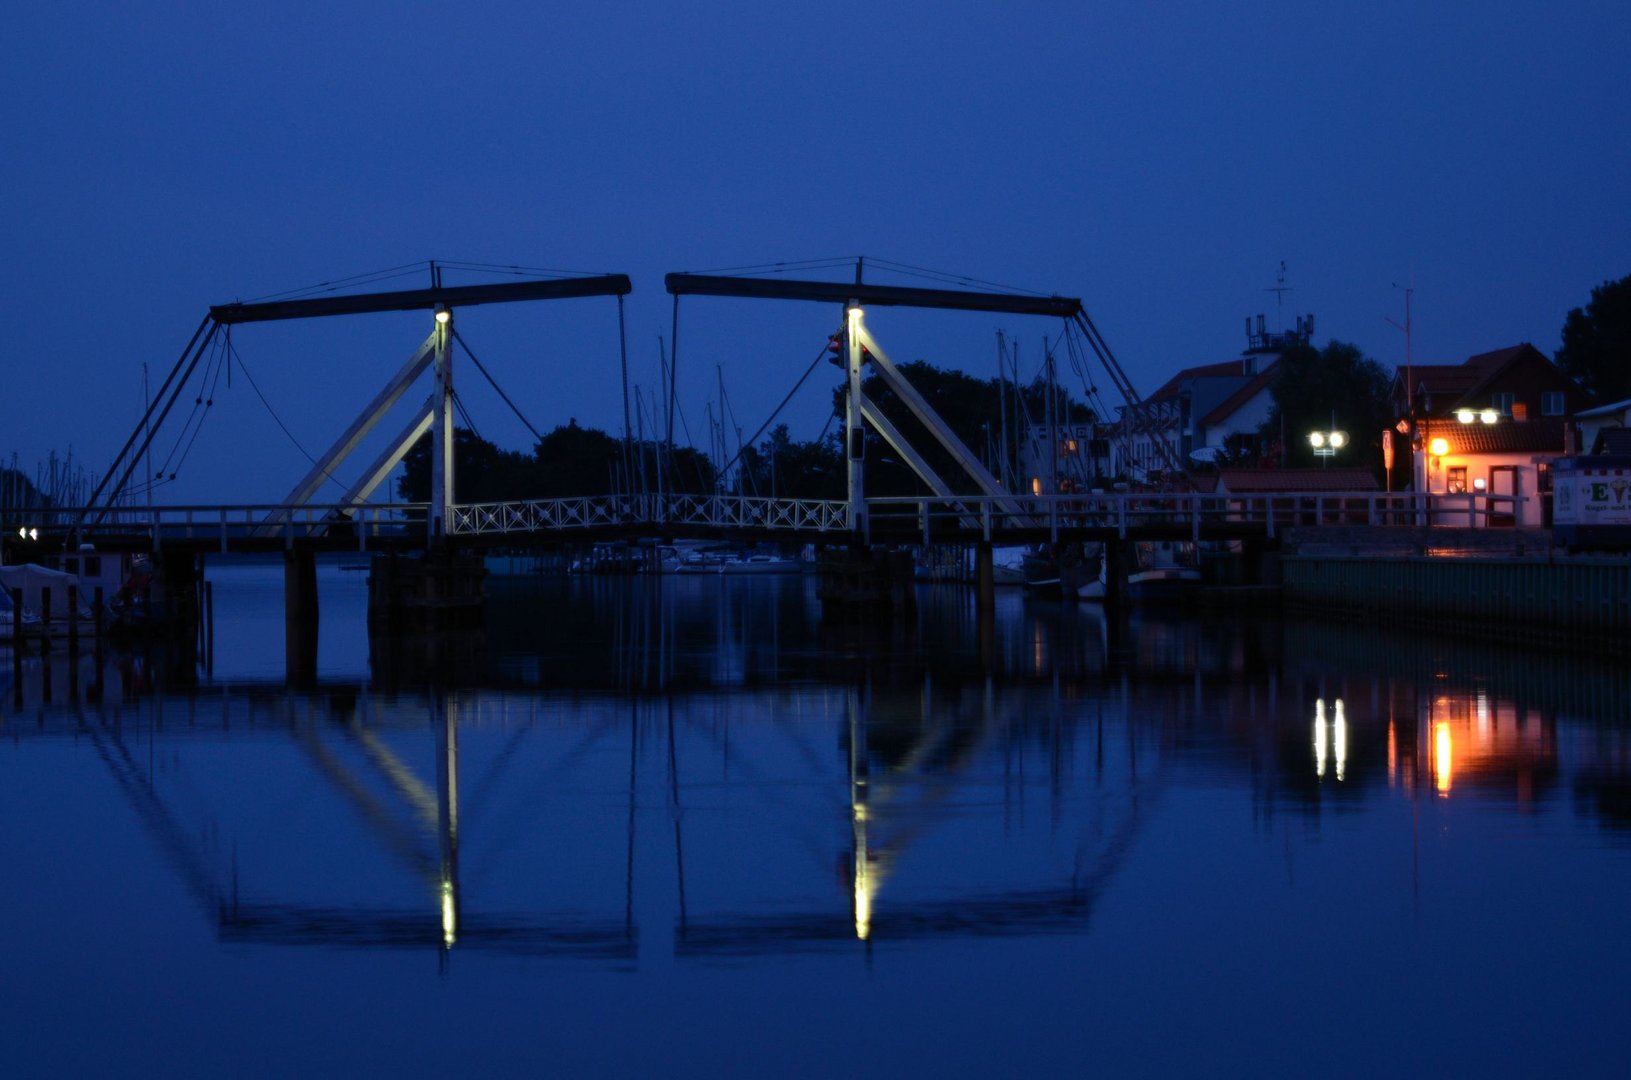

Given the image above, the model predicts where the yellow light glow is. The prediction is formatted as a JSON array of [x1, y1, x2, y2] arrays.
[[1329, 432, 1347, 449], [1309, 432, 1326, 448], [1430, 437, 1449, 456], [1435, 722, 1453, 795], [1480, 409, 1498, 424], [1456, 409, 1475, 424], [441, 880, 457, 947], [854, 870, 872, 941], [434, 308, 451, 324], [1030, 477, 1042, 496]]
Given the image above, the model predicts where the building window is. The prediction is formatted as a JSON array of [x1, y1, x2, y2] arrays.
[[1491, 392, 1515, 415], [1542, 391, 1565, 416], [1447, 466, 1468, 494]]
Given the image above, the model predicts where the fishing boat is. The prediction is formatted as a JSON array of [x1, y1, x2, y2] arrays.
[[1022, 543, 1100, 598], [1125, 540, 1201, 602]]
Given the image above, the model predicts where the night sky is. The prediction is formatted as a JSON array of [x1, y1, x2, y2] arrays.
[[7, 2, 1628, 503]]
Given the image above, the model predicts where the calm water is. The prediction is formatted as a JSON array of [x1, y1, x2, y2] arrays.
[[4, 561, 1630, 1077]]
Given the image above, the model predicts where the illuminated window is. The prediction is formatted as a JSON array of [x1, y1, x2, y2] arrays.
[[1542, 391, 1564, 416], [1447, 466, 1467, 493]]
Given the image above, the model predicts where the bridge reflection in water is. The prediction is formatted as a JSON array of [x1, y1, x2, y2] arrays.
[[6, 576, 1631, 968]]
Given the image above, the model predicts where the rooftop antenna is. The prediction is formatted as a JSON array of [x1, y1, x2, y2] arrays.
[[1266, 261, 1291, 333]]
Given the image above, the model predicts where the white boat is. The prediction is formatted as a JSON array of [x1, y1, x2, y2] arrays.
[[991, 545, 1028, 586], [1074, 541, 1200, 601]]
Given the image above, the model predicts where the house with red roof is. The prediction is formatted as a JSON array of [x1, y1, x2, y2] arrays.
[[1392, 343, 1590, 423], [1400, 343, 1593, 526], [1115, 315, 1310, 479]]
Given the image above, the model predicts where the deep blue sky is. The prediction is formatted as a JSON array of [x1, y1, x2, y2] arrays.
[[6, 1, 1628, 503]]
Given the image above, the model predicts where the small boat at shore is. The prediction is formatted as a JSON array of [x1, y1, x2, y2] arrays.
[[677, 549, 803, 575]]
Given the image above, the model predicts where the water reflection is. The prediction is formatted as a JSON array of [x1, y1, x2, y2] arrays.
[[5, 576, 1631, 977]]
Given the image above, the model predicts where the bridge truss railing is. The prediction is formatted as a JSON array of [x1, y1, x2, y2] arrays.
[[866, 491, 1524, 543], [448, 493, 852, 537]]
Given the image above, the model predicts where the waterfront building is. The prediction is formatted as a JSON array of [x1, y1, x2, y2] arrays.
[[1391, 342, 1591, 424], [1113, 313, 1311, 479], [1398, 343, 1592, 526]]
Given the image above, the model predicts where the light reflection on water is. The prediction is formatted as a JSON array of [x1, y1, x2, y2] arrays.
[[3, 566, 1631, 1076]]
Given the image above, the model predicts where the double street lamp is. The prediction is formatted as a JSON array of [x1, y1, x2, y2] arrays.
[[1308, 427, 1347, 465]]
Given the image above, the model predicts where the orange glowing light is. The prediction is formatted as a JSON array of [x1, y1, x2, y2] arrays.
[[1435, 722, 1453, 795]]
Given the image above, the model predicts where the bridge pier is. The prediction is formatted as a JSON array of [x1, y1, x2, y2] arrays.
[[285, 550, 319, 686], [816, 547, 917, 619], [366, 550, 486, 635], [1102, 541, 1127, 610]]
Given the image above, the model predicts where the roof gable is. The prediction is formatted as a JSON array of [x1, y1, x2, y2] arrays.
[[1147, 359, 1248, 402], [1199, 362, 1278, 426]]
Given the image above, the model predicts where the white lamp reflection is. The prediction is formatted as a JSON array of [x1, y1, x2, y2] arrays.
[[1313, 698, 1347, 781], [1333, 699, 1348, 782], [1314, 699, 1328, 777]]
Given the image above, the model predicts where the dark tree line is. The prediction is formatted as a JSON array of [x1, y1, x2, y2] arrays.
[[398, 420, 714, 501], [1557, 273, 1631, 403], [397, 360, 1096, 502]]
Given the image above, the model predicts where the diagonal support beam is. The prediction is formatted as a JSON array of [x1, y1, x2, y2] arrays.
[[260, 331, 436, 532], [334, 400, 436, 511], [859, 393, 956, 497], [854, 321, 1025, 517]]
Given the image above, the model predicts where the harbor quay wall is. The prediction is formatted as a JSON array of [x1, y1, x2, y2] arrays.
[[1282, 551, 1631, 644]]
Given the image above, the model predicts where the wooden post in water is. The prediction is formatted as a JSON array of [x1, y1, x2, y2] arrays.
[[91, 585, 104, 701], [67, 585, 78, 652], [204, 581, 214, 675], [975, 542, 995, 617], [10, 586, 22, 707]]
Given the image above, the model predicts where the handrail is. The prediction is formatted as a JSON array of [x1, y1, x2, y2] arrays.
[[5, 491, 1528, 546]]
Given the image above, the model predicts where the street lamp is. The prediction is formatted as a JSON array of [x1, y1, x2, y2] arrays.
[[1309, 427, 1347, 465]]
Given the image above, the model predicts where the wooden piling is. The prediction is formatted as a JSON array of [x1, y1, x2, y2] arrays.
[[975, 543, 995, 617]]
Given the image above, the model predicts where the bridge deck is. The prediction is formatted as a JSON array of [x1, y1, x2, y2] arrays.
[[6, 491, 1519, 556]]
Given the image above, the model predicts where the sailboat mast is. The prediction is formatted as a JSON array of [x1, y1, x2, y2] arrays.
[[996, 330, 1010, 491]]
